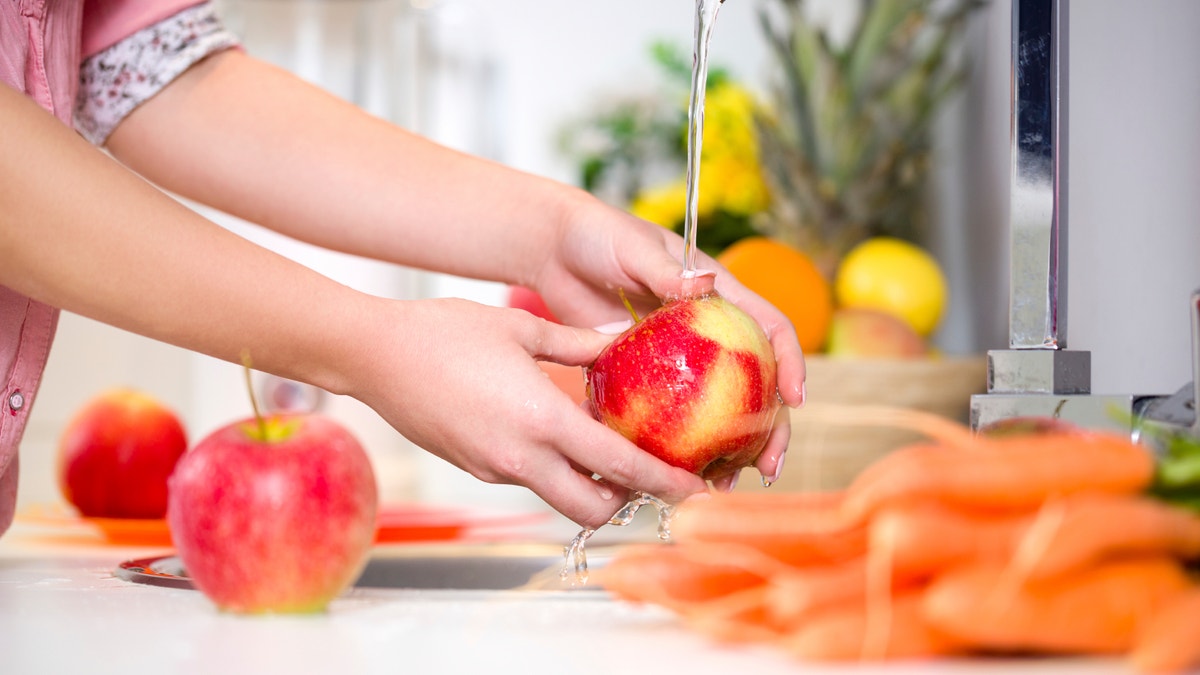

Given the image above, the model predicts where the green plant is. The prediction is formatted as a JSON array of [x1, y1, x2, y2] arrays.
[[754, 0, 985, 273]]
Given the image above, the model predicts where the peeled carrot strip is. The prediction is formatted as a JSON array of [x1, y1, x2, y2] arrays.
[[593, 543, 766, 612], [797, 402, 979, 448], [779, 588, 961, 662], [1130, 586, 1200, 674], [767, 557, 870, 625], [671, 490, 867, 566], [843, 430, 1156, 524], [923, 557, 1191, 655], [681, 584, 781, 644], [1012, 493, 1200, 581]]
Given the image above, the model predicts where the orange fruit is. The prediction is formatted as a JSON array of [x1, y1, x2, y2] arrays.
[[716, 236, 834, 353]]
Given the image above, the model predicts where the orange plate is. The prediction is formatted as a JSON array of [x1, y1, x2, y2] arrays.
[[16, 504, 172, 547], [19, 503, 549, 547], [373, 504, 550, 544]]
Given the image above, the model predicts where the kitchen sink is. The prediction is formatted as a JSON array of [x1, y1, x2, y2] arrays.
[[114, 543, 612, 592]]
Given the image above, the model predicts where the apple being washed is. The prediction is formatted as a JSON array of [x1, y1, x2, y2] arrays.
[[167, 412, 378, 614], [58, 388, 188, 519], [586, 291, 780, 482]]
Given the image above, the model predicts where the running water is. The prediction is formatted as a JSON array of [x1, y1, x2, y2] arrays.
[[560, 0, 729, 586], [681, 0, 726, 277]]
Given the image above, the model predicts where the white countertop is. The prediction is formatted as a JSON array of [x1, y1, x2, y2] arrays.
[[0, 518, 1133, 675]]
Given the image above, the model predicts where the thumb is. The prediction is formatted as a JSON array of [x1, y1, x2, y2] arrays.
[[525, 320, 618, 368], [635, 246, 718, 302]]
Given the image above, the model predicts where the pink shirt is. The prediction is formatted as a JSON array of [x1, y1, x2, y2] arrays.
[[0, 0, 205, 535]]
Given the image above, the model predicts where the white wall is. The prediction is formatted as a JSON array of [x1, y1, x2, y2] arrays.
[[18, 0, 1200, 512], [941, 0, 1200, 396]]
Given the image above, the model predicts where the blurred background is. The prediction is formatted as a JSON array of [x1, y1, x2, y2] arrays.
[[17, 0, 1200, 513]]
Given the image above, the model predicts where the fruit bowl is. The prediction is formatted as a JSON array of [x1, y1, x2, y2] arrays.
[[748, 354, 987, 492]]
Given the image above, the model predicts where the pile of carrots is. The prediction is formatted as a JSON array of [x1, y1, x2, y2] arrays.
[[593, 407, 1200, 673]]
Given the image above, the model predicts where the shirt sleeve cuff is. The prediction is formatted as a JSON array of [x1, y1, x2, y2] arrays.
[[74, 1, 240, 146]]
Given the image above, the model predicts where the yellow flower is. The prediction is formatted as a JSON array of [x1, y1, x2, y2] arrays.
[[631, 173, 728, 229], [629, 83, 770, 227], [630, 181, 687, 228], [701, 83, 762, 165], [700, 155, 770, 216]]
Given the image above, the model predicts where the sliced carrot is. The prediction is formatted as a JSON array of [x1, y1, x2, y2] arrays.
[[1012, 493, 1200, 582], [870, 500, 1031, 581], [779, 587, 961, 662], [671, 490, 867, 566], [923, 557, 1192, 655], [842, 430, 1156, 524], [1129, 586, 1200, 674]]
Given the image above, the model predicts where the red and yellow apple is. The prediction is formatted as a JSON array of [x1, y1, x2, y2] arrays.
[[586, 291, 779, 482], [824, 308, 928, 358], [167, 413, 378, 614], [57, 388, 188, 519]]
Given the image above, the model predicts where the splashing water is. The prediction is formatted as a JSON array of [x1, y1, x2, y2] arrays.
[[560, 492, 676, 586]]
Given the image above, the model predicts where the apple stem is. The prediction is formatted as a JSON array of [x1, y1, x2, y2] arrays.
[[240, 349, 268, 440], [617, 288, 641, 324]]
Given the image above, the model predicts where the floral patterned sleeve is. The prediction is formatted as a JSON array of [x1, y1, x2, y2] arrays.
[[74, 2, 240, 146]]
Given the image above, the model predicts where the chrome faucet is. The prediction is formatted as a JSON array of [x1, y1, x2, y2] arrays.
[[969, 0, 1198, 446]]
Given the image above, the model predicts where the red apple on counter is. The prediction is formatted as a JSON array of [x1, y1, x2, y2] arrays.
[[167, 412, 378, 614], [58, 388, 188, 519], [586, 291, 780, 482]]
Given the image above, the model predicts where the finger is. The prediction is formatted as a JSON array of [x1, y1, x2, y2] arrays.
[[711, 472, 739, 493], [754, 405, 792, 485], [555, 409, 709, 510], [524, 457, 637, 529], [517, 314, 614, 367]]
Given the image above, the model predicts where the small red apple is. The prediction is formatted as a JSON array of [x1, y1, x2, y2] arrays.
[[586, 291, 780, 482], [167, 413, 378, 614], [507, 285, 561, 323], [824, 308, 928, 358], [58, 388, 188, 519]]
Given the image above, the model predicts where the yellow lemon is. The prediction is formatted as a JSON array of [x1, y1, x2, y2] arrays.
[[834, 237, 947, 337]]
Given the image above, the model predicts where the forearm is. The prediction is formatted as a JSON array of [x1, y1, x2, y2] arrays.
[[105, 50, 582, 288], [0, 83, 373, 396]]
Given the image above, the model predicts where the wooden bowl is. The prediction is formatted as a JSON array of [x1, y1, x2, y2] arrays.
[[743, 354, 988, 492]]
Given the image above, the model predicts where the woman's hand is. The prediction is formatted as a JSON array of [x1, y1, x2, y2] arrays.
[[344, 297, 709, 529], [527, 198, 807, 489]]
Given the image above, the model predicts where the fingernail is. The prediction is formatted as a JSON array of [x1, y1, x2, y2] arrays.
[[769, 450, 787, 484], [723, 472, 740, 493], [595, 481, 614, 500], [799, 381, 807, 407], [593, 320, 633, 335]]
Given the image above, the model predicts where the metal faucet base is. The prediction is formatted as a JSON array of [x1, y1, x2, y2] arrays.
[[987, 348, 1092, 395], [970, 392, 1135, 435]]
